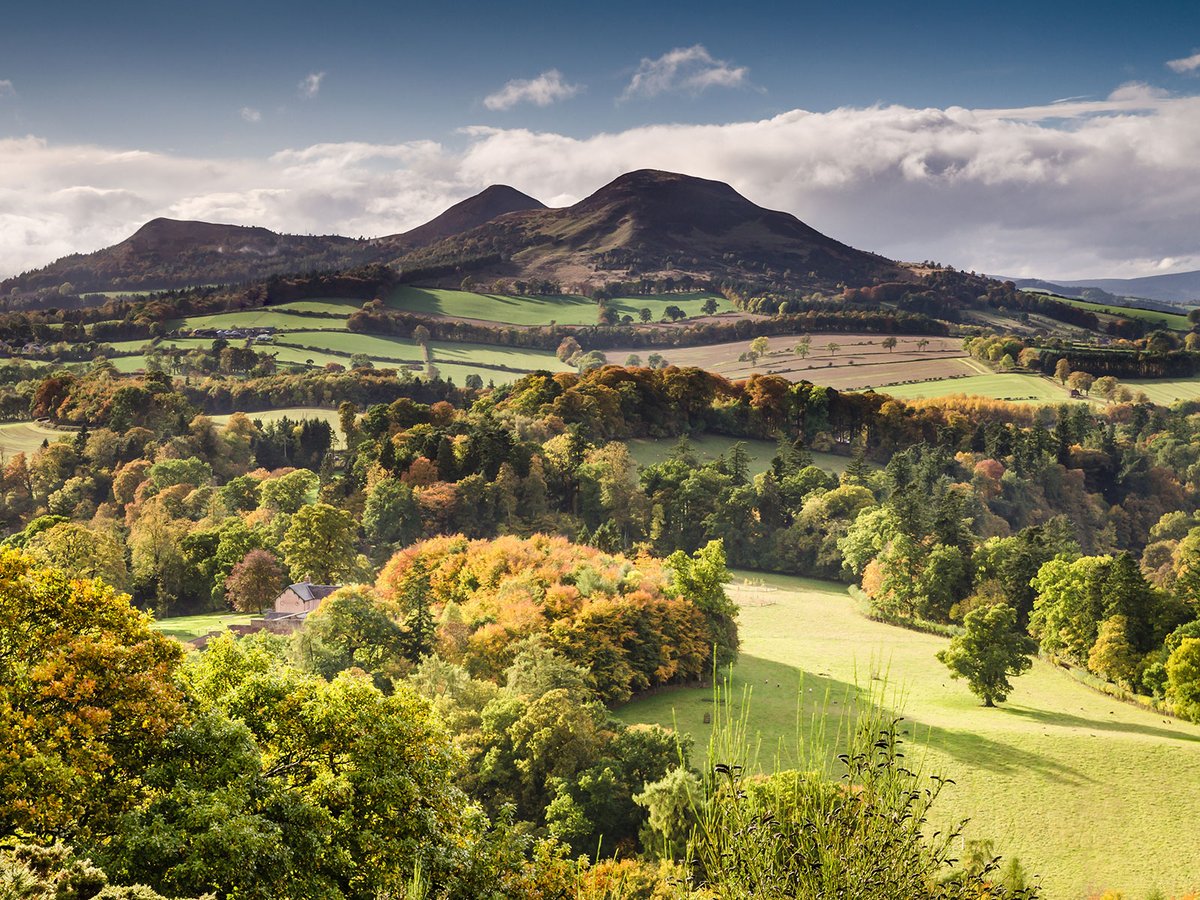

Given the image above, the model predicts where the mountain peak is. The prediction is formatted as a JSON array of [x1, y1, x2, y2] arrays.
[[386, 184, 546, 250]]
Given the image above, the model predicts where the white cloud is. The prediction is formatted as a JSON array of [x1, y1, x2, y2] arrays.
[[622, 45, 749, 100], [3, 85, 1200, 281], [484, 69, 581, 111], [0, 80, 14, 97], [240, 106, 262, 123], [1167, 51, 1200, 74], [298, 71, 325, 99]]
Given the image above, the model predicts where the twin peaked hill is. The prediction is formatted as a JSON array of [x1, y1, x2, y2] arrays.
[[2, 170, 903, 296]]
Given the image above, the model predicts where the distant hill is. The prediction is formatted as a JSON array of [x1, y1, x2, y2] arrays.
[[0, 185, 546, 298], [380, 184, 545, 252], [1010, 271, 1200, 306], [393, 169, 905, 291], [3, 172, 905, 301], [0, 218, 379, 295]]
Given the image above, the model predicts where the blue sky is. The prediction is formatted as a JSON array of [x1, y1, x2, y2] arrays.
[[2, 0, 1200, 279]]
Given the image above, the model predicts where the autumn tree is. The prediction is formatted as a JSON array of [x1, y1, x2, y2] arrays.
[[224, 548, 286, 612], [0, 550, 185, 840], [937, 603, 1036, 706]]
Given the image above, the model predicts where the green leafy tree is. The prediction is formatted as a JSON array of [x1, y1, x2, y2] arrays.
[[1167, 637, 1200, 722], [937, 603, 1036, 706], [279, 502, 359, 584], [667, 540, 738, 666]]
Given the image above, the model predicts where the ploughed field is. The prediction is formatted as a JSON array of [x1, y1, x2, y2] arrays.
[[617, 573, 1200, 899]]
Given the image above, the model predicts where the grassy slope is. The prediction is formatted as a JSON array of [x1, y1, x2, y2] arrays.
[[0, 421, 72, 458], [1025, 291, 1192, 330], [150, 611, 256, 641], [617, 573, 1200, 898], [1124, 378, 1200, 405], [386, 286, 731, 326]]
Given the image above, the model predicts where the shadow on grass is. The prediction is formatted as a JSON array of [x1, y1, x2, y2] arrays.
[[998, 704, 1200, 745], [715, 655, 1091, 786]]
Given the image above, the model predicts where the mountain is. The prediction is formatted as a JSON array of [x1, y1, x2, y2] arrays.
[[0, 218, 379, 295], [393, 170, 905, 290], [382, 184, 545, 252], [1010, 271, 1200, 306]]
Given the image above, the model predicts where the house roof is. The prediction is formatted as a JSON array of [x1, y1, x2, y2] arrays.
[[288, 583, 340, 603]]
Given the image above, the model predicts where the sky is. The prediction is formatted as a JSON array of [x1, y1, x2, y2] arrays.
[[2, 0, 1200, 280]]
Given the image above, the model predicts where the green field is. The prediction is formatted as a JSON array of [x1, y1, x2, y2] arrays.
[[1123, 378, 1200, 405], [150, 610, 256, 641], [209, 407, 345, 446], [625, 433, 852, 474], [171, 307, 351, 332], [617, 573, 1200, 898], [0, 421, 73, 458], [876, 373, 1071, 403], [385, 286, 732, 326], [1026, 290, 1192, 330], [276, 332, 571, 374]]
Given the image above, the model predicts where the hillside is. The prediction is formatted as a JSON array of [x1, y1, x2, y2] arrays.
[[1012, 271, 1200, 306], [380, 184, 546, 252], [0, 185, 546, 298], [0, 218, 379, 294], [394, 169, 907, 291]]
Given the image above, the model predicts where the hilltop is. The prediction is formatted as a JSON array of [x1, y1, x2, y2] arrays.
[[380, 184, 546, 252], [395, 169, 906, 291]]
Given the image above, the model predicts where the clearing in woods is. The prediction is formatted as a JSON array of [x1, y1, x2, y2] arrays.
[[616, 572, 1200, 899]]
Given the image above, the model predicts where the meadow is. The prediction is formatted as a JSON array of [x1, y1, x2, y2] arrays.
[[1024, 290, 1192, 331], [0, 421, 73, 458], [149, 610, 256, 641], [1123, 377, 1200, 406], [385, 286, 732, 326], [617, 573, 1200, 899], [625, 433, 852, 474]]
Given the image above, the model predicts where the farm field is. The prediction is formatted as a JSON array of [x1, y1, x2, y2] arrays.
[[625, 433, 852, 474], [171, 307, 351, 331], [617, 573, 1200, 899], [385, 286, 732, 326], [150, 610, 256, 642], [1025, 291, 1192, 330], [0, 421, 73, 458], [209, 407, 345, 445], [877, 373, 1071, 403], [277, 332, 571, 374], [1122, 378, 1200, 405], [610, 333, 972, 390]]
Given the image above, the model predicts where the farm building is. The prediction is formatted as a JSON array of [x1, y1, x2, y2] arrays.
[[271, 582, 340, 617]]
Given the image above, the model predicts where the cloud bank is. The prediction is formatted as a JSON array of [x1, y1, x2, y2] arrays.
[[484, 70, 581, 110], [3, 88, 1199, 281]]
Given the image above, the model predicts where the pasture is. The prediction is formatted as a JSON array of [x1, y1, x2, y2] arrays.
[[1123, 378, 1200, 406], [617, 573, 1200, 898], [625, 433, 852, 474], [1025, 290, 1192, 331], [876, 373, 1071, 403], [385, 286, 732, 326], [0, 421, 73, 458], [150, 610, 256, 641]]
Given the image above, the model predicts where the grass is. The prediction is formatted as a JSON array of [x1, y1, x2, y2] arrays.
[[0, 421, 73, 458], [875, 373, 1071, 404], [149, 610, 256, 641], [275, 332, 571, 373], [625, 433, 853, 474], [1025, 290, 1192, 331], [170, 308, 351, 331], [385, 286, 731, 326], [1123, 378, 1200, 406], [617, 572, 1200, 898]]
